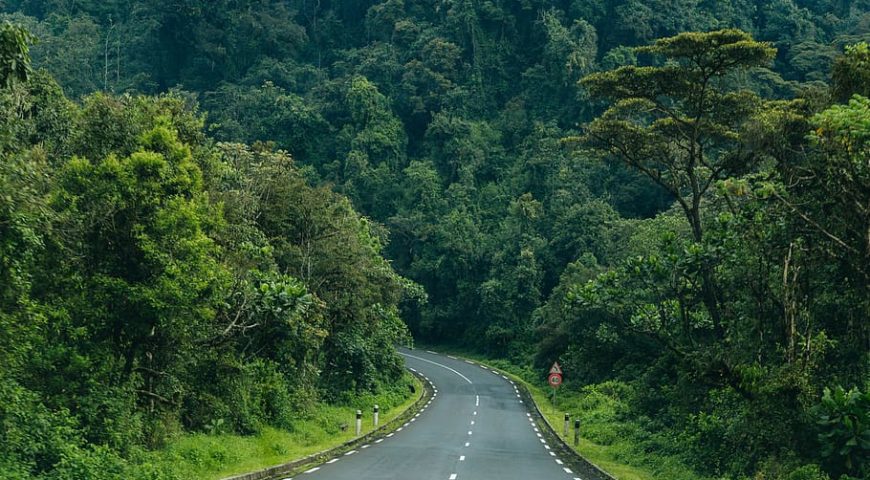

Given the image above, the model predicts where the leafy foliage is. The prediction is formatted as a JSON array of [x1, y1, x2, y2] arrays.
[[0, 1, 868, 478]]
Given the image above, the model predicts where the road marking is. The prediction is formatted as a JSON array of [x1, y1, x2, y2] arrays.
[[304, 467, 320, 473], [361, 444, 370, 449], [555, 459, 563, 465], [386, 433, 394, 437], [473, 411, 477, 415], [402, 353, 473, 384], [459, 455, 465, 461], [326, 458, 338, 464], [549, 451, 556, 456], [447, 355, 457, 359], [475, 395, 479, 406], [470, 421, 475, 425], [375, 439, 384, 443], [564, 468, 574, 474], [397, 427, 403, 432], [426, 350, 438, 354], [344, 450, 357, 456], [465, 442, 470, 447], [449, 474, 457, 480], [468, 431, 473, 435], [465, 360, 475, 364]]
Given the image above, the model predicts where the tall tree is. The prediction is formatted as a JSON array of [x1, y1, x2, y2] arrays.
[[579, 29, 776, 333]]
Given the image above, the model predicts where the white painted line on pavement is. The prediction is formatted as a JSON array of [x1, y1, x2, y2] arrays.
[[326, 458, 338, 464], [344, 450, 357, 456], [449, 474, 457, 480], [459, 455, 465, 461], [304, 467, 320, 473], [402, 353, 473, 384]]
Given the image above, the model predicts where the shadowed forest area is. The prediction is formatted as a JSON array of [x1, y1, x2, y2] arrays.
[[1, 1, 868, 479]]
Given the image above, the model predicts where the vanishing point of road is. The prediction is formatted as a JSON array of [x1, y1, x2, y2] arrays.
[[292, 348, 583, 480]]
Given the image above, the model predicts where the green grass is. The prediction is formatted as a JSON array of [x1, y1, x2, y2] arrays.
[[420, 346, 708, 480], [137, 373, 422, 480]]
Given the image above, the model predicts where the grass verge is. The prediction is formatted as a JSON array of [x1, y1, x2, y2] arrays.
[[421, 346, 708, 480], [137, 372, 422, 480]]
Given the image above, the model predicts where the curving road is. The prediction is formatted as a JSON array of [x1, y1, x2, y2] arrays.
[[291, 348, 582, 480]]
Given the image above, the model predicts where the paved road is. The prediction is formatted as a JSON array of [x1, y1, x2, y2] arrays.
[[292, 348, 582, 480]]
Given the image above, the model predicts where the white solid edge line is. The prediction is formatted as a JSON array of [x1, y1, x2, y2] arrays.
[[401, 353, 473, 384]]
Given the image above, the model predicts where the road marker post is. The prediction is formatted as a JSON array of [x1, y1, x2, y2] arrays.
[[564, 413, 570, 437], [573, 418, 581, 447], [373, 405, 379, 427], [355, 410, 362, 436]]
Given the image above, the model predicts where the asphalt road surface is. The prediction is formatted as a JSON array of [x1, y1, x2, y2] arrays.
[[291, 348, 582, 480]]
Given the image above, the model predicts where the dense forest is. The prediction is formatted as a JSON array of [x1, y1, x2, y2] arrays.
[[1, 1, 868, 479]]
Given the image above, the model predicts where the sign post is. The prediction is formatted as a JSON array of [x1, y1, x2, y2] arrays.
[[548, 362, 563, 410]]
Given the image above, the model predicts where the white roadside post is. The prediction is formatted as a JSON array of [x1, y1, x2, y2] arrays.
[[564, 413, 570, 437], [373, 405, 380, 428], [355, 410, 362, 436]]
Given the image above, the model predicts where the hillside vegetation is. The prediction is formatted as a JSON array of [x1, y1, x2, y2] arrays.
[[1, 1, 868, 479]]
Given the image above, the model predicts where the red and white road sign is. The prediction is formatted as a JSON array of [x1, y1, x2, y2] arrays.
[[549, 362, 562, 375], [548, 372, 563, 387]]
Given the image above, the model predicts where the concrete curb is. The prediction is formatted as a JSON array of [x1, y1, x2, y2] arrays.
[[219, 371, 434, 480], [517, 381, 618, 480]]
